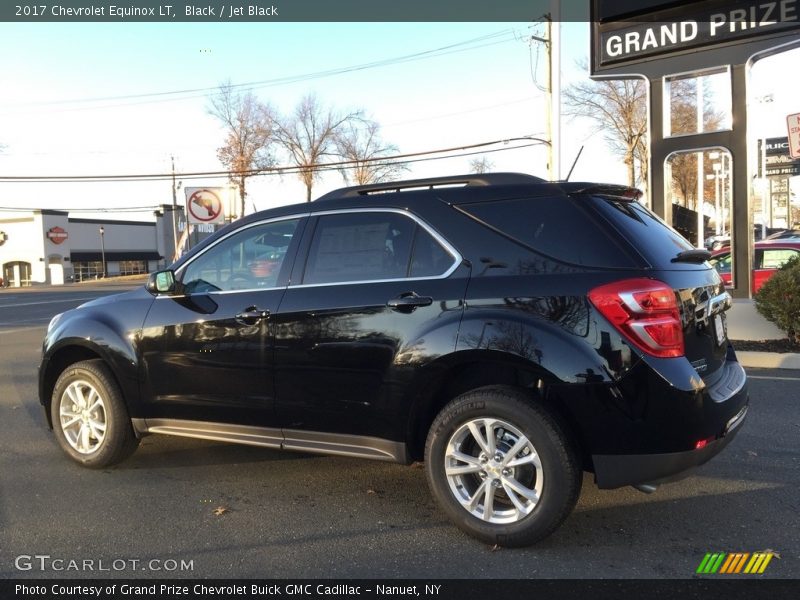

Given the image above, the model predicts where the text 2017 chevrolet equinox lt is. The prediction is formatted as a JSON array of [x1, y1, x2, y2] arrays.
[[40, 173, 748, 547]]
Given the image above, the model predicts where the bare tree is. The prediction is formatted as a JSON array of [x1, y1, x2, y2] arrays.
[[208, 82, 276, 218], [274, 93, 362, 202], [335, 118, 408, 185], [469, 156, 494, 174], [666, 78, 725, 214], [670, 152, 699, 208], [563, 67, 648, 188]]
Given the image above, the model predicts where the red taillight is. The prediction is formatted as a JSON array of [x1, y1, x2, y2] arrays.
[[588, 278, 684, 358]]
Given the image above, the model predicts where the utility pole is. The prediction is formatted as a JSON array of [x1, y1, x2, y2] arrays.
[[171, 155, 179, 262], [534, 8, 560, 181], [547, 7, 561, 181]]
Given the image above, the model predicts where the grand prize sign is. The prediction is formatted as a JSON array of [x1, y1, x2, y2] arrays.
[[592, 0, 800, 74]]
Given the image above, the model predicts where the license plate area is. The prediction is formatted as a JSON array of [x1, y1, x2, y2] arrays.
[[714, 312, 727, 346]]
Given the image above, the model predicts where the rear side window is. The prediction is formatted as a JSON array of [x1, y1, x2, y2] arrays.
[[458, 197, 636, 268], [760, 248, 799, 269], [589, 196, 697, 268], [302, 212, 455, 285]]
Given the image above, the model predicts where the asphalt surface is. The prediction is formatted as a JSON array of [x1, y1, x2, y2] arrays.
[[0, 282, 798, 580]]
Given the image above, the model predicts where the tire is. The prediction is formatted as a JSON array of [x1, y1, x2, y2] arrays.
[[425, 386, 581, 547], [50, 359, 139, 468]]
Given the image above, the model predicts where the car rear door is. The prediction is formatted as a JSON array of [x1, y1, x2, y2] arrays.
[[272, 209, 469, 446]]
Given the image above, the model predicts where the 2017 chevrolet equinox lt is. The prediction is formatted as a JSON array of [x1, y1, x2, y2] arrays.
[[40, 173, 748, 547]]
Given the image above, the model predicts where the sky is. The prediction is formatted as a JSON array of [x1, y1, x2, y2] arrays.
[[0, 21, 797, 222]]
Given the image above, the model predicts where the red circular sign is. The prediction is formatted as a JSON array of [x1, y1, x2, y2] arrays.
[[47, 226, 69, 245], [187, 189, 223, 223]]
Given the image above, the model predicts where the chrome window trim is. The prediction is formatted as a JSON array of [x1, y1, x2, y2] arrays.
[[166, 207, 462, 297], [293, 208, 463, 288], [166, 212, 310, 298]]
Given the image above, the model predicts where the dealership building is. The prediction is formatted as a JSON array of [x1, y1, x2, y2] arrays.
[[0, 207, 182, 286]]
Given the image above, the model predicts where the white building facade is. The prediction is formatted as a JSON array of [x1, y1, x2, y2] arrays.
[[0, 207, 181, 286]]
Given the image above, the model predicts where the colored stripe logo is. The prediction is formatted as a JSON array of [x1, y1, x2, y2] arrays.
[[696, 552, 775, 574]]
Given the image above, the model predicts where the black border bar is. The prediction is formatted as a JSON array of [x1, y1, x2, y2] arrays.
[[3, 1, 591, 23], [4, 579, 797, 600]]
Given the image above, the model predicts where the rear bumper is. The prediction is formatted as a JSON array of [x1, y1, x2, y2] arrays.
[[593, 402, 748, 489]]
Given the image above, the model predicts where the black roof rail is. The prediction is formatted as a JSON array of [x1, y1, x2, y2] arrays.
[[314, 172, 547, 201]]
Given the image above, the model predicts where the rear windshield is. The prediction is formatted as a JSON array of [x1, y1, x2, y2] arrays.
[[588, 196, 697, 268], [457, 196, 638, 268]]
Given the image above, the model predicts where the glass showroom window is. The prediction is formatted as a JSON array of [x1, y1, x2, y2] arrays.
[[665, 147, 733, 264], [119, 260, 147, 275], [665, 67, 732, 137], [750, 49, 800, 232], [72, 261, 103, 282]]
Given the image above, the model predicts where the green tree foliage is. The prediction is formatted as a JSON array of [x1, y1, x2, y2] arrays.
[[754, 255, 800, 344]]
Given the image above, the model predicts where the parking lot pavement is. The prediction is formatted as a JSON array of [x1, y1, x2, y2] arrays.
[[0, 291, 797, 579]]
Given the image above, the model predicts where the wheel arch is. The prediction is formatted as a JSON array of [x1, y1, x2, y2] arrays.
[[404, 351, 587, 464], [40, 336, 139, 430]]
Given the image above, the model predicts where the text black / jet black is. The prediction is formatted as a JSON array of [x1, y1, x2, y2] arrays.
[[40, 173, 748, 546]]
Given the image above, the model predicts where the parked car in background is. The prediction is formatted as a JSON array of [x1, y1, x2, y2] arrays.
[[704, 234, 731, 251], [764, 228, 800, 241], [39, 173, 748, 547], [703, 226, 788, 251], [711, 239, 800, 292]]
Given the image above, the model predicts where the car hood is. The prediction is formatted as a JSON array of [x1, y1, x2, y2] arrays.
[[77, 286, 152, 310]]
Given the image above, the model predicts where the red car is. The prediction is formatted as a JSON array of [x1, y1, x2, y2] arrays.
[[711, 240, 800, 292]]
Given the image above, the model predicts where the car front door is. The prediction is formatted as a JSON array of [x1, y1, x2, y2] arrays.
[[138, 216, 305, 430], [272, 209, 469, 451]]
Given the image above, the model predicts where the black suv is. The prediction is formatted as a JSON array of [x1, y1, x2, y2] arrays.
[[39, 173, 748, 547]]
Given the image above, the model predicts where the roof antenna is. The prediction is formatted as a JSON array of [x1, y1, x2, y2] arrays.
[[565, 146, 584, 181]]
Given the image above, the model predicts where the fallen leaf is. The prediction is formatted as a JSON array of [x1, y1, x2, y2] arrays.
[[213, 506, 229, 516]]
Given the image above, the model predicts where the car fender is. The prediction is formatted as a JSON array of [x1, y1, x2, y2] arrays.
[[40, 311, 145, 422]]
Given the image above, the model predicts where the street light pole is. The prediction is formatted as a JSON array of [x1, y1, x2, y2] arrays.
[[171, 155, 179, 262], [99, 226, 106, 279]]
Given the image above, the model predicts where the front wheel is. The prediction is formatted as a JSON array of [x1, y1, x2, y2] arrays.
[[425, 386, 581, 547], [50, 359, 139, 468]]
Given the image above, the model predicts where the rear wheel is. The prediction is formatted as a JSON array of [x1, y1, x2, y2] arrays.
[[51, 360, 139, 468], [425, 386, 581, 547]]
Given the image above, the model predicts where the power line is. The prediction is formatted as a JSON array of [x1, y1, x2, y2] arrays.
[[0, 137, 548, 183], [2, 30, 522, 115], [0, 97, 540, 159], [0, 142, 544, 214]]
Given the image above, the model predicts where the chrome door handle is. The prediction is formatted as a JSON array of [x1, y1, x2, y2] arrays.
[[387, 292, 433, 312], [235, 307, 270, 324]]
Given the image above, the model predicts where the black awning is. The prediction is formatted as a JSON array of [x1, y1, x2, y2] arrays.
[[70, 251, 163, 262]]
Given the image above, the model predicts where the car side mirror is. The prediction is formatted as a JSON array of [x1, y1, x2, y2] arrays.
[[147, 270, 177, 295]]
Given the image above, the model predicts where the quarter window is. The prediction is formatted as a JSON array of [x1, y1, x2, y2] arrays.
[[181, 218, 300, 293], [459, 197, 636, 268]]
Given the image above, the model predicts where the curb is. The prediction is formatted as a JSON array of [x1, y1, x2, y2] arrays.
[[737, 351, 800, 370]]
